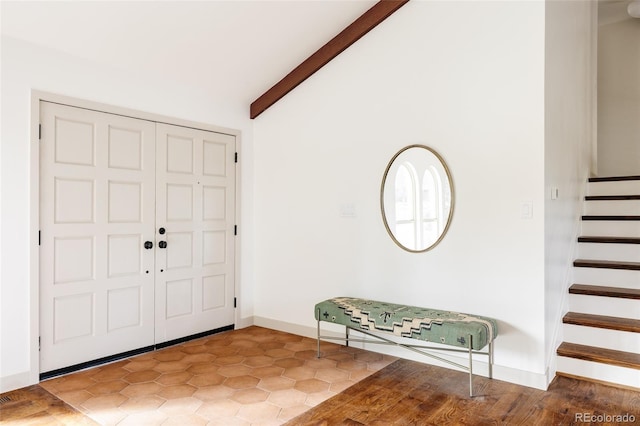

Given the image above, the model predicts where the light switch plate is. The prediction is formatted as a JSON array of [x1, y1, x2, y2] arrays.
[[521, 202, 533, 219], [340, 203, 356, 218]]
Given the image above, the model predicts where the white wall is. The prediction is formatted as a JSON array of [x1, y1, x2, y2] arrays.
[[252, 1, 548, 388], [0, 36, 255, 391], [1, 1, 597, 394], [597, 16, 640, 176], [543, 0, 595, 383]]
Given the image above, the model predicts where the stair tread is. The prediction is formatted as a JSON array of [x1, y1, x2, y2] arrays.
[[573, 259, 640, 271], [563, 312, 640, 333], [582, 215, 640, 221], [578, 236, 640, 244], [569, 284, 640, 299], [585, 195, 640, 201], [589, 175, 640, 182], [557, 342, 640, 370]]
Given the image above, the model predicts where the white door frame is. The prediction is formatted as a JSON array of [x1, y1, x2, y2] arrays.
[[29, 90, 241, 381]]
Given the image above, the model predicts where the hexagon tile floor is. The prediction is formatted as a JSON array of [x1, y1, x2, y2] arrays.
[[39, 326, 397, 425]]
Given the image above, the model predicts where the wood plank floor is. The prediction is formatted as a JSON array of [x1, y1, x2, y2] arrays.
[[0, 384, 98, 425], [286, 359, 640, 425]]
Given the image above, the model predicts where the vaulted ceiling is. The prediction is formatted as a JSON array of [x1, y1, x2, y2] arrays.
[[1, 1, 377, 112]]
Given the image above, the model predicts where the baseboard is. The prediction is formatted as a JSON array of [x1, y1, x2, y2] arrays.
[[0, 371, 36, 394], [252, 316, 548, 391], [253, 316, 323, 339], [2, 317, 549, 393], [236, 316, 256, 329]]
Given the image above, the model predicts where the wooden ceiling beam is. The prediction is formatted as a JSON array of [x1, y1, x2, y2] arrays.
[[249, 0, 409, 119]]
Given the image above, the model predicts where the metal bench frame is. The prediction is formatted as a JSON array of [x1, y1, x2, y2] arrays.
[[316, 307, 494, 397]]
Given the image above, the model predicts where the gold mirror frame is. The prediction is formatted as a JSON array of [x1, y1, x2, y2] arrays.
[[380, 145, 455, 253]]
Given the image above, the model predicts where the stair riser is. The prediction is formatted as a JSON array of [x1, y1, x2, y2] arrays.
[[581, 221, 640, 238], [578, 243, 640, 263], [584, 200, 640, 215], [563, 324, 640, 353], [588, 180, 640, 196], [568, 294, 640, 320], [574, 268, 640, 289], [556, 356, 640, 389]]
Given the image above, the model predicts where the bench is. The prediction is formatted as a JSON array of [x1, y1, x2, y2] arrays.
[[314, 297, 498, 397]]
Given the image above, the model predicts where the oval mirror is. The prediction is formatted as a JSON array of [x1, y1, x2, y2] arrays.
[[381, 145, 454, 252]]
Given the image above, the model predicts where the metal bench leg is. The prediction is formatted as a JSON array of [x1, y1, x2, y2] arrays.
[[468, 334, 473, 397], [317, 308, 321, 358], [488, 340, 493, 379]]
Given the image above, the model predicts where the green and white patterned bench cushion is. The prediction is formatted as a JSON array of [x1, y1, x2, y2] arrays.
[[315, 297, 498, 350]]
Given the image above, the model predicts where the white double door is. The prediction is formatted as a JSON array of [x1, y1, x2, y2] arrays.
[[39, 102, 235, 373]]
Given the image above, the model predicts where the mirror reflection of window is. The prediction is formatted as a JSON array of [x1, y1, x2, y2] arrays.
[[421, 168, 439, 246], [394, 164, 444, 249], [395, 164, 416, 248], [381, 145, 454, 252]]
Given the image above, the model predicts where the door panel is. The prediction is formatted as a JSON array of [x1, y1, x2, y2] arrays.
[[154, 123, 235, 343], [40, 102, 156, 373]]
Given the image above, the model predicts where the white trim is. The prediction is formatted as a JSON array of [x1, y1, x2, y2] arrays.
[[234, 134, 242, 330], [544, 159, 591, 387], [29, 94, 41, 388], [590, 0, 598, 176], [253, 316, 322, 340], [28, 90, 241, 389], [545, 204, 583, 387], [0, 371, 34, 393], [235, 315, 255, 330], [31, 91, 240, 136]]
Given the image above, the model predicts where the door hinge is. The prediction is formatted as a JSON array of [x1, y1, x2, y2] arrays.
[[234, 297, 237, 308], [39, 336, 41, 351], [234, 225, 237, 236], [39, 124, 42, 140], [38, 230, 41, 246], [235, 152, 238, 163]]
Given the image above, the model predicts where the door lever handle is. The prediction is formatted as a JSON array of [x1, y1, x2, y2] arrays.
[[159, 241, 167, 249]]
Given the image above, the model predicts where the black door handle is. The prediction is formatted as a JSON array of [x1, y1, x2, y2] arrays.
[[159, 241, 167, 249], [144, 241, 153, 249]]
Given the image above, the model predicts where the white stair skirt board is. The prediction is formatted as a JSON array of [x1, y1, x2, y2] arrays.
[[556, 356, 640, 390], [563, 324, 640, 353]]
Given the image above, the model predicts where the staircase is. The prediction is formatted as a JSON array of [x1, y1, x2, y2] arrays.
[[556, 175, 640, 389]]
